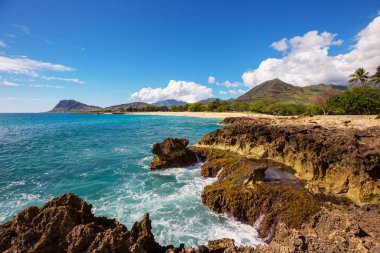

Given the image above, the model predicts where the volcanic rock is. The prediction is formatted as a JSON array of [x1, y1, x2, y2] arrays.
[[196, 117, 380, 204], [253, 203, 380, 253], [150, 138, 199, 169], [0, 193, 165, 253]]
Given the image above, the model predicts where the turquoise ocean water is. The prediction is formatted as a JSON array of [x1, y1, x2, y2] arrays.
[[0, 113, 262, 247]]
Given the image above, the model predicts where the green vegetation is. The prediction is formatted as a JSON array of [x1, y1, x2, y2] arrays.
[[371, 66, 380, 86], [88, 66, 380, 116], [349, 68, 370, 86], [326, 86, 380, 115]]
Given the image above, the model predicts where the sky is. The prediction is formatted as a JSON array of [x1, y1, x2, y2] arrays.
[[0, 0, 379, 112]]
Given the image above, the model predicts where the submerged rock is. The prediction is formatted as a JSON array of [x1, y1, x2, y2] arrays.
[[150, 138, 199, 169], [0, 193, 165, 253]]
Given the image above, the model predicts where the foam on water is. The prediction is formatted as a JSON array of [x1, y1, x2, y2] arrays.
[[0, 114, 264, 248], [92, 159, 263, 247]]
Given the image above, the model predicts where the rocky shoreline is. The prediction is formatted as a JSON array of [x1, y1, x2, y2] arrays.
[[1, 117, 379, 252]]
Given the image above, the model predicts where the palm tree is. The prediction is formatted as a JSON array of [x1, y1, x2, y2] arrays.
[[370, 66, 380, 85], [349, 68, 369, 86]]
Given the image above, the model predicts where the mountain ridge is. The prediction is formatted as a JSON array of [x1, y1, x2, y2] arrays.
[[237, 78, 347, 103], [152, 99, 187, 107], [50, 100, 101, 113]]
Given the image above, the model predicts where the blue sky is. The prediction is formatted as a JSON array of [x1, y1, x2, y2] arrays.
[[0, 0, 379, 112]]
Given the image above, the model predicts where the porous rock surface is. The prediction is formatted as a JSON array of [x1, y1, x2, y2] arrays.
[[150, 138, 199, 170], [195, 148, 320, 241], [253, 204, 380, 253], [0, 193, 164, 253], [195, 117, 380, 204]]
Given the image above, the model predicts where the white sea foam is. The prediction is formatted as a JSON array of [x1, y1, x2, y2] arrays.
[[92, 160, 264, 248]]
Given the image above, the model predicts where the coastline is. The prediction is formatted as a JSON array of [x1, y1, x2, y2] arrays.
[[131, 112, 380, 129], [1, 114, 380, 252], [130, 111, 253, 119]]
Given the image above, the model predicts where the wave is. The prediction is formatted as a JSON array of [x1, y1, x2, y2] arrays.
[[92, 161, 263, 248]]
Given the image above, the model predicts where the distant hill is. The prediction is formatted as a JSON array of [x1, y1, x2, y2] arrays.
[[198, 97, 236, 103], [50, 100, 101, 113], [198, 98, 219, 103], [237, 78, 347, 103], [152, 99, 187, 107], [106, 102, 151, 110]]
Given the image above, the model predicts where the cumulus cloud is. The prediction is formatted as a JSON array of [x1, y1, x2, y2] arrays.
[[0, 55, 74, 77], [208, 76, 216, 84], [131, 80, 213, 103], [271, 38, 288, 51], [219, 89, 247, 95], [243, 16, 380, 87], [218, 81, 242, 88]]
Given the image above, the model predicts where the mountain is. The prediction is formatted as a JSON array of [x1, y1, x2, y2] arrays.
[[198, 98, 218, 103], [152, 99, 187, 107], [237, 78, 347, 103], [50, 100, 101, 113], [105, 102, 151, 110]]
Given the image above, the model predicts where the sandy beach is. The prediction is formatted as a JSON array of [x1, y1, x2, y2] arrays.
[[132, 111, 380, 129], [131, 111, 253, 119]]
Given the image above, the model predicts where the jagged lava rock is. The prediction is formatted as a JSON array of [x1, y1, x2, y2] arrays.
[[253, 203, 380, 253], [150, 138, 199, 169], [198, 150, 320, 241], [196, 117, 380, 204], [0, 193, 165, 253]]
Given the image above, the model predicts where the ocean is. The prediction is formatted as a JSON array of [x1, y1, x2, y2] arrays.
[[0, 113, 262, 247]]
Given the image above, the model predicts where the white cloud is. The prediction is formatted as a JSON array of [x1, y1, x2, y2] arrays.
[[131, 80, 213, 103], [28, 84, 64, 89], [7, 97, 18, 100], [271, 38, 288, 51], [0, 40, 7, 48], [228, 89, 247, 95], [1, 80, 20, 86], [218, 80, 242, 88], [41, 76, 84, 84], [243, 16, 380, 87], [208, 76, 216, 84], [0, 55, 74, 77], [219, 89, 247, 95]]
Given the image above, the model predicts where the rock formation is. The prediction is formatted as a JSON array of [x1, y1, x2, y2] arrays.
[[253, 203, 380, 253], [194, 148, 320, 241], [150, 138, 199, 169], [0, 193, 165, 253], [195, 117, 380, 204], [2, 117, 380, 253]]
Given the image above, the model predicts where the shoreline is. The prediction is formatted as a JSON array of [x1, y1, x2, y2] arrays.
[[131, 112, 380, 129], [130, 111, 253, 119]]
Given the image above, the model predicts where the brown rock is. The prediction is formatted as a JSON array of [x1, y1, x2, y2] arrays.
[[207, 238, 237, 252], [196, 117, 380, 204], [253, 204, 380, 253], [151, 138, 199, 169], [0, 193, 166, 253]]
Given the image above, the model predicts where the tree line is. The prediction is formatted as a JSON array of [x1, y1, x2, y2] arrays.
[[108, 66, 380, 116]]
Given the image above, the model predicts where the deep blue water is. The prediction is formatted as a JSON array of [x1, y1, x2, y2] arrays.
[[0, 113, 262, 247]]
